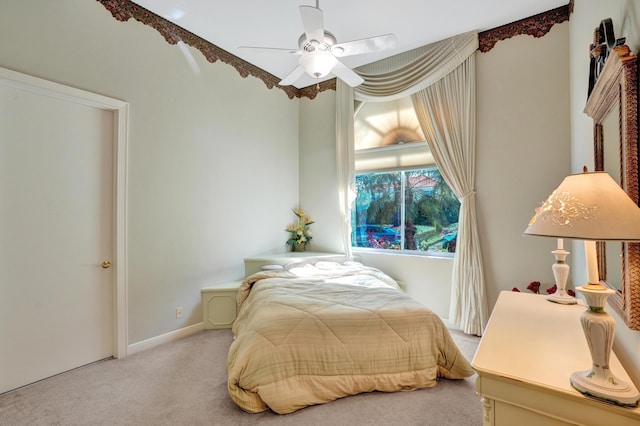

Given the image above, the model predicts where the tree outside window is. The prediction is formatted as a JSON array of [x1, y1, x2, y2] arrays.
[[351, 168, 459, 254]]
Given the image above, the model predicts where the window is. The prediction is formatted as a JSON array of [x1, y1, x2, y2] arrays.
[[351, 98, 459, 254], [352, 168, 459, 253]]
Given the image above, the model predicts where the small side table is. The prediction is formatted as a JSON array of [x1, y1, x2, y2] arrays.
[[201, 280, 242, 329]]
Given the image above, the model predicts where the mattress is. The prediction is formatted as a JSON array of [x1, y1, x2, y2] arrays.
[[226, 261, 474, 414]]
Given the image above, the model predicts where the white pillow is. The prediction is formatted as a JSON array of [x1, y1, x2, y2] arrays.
[[261, 264, 284, 271]]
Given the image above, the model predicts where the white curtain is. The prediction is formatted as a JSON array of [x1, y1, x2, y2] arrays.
[[335, 80, 355, 260], [336, 30, 488, 335], [412, 56, 488, 336]]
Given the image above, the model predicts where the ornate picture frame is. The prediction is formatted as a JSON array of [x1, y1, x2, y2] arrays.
[[585, 25, 640, 330]]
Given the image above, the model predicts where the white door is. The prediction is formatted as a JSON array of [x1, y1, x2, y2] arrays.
[[0, 79, 115, 394]]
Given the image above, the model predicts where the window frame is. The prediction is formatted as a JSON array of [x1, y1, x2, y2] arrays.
[[351, 165, 457, 259]]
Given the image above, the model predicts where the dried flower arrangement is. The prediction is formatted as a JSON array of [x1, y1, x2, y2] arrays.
[[512, 281, 575, 297]]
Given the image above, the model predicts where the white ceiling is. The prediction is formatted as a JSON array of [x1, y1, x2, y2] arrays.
[[130, 0, 568, 88]]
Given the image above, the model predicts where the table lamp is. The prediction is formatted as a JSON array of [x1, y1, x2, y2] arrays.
[[524, 169, 640, 406]]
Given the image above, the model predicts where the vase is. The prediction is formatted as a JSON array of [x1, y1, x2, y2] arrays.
[[294, 243, 306, 252]]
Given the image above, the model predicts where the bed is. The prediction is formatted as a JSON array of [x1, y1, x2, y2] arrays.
[[226, 261, 474, 414]]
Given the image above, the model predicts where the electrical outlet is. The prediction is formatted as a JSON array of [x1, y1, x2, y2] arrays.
[[176, 306, 183, 319]]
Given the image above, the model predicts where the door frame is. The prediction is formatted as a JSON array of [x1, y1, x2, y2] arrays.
[[1, 67, 129, 358]]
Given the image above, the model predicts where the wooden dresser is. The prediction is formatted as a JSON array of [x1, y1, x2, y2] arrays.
[[472, 291, 640, 425]]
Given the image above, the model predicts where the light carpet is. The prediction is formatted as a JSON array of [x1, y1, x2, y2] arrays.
[[0, 327, 481, 425]]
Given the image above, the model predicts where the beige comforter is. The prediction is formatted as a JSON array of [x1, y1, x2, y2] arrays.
[[226, 261, 474, 414]]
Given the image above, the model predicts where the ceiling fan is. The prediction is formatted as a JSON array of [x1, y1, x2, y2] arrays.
[[239, 1, 397, 88]]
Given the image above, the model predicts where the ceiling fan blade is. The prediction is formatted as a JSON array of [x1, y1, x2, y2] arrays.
[[331, 34, 397, 57], [279, 65, 307, 86], [238, 46, 302, 55], [299, 5, 324, 45], [331, 60, 364, 87]]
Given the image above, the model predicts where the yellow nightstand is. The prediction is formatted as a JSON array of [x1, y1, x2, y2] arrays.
[[201, 280, 242, 329]]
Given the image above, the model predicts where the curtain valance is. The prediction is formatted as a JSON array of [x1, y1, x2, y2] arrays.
[[353, 31, 478, 102]]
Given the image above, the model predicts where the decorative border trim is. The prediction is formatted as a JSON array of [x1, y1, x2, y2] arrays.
[[97, 0, 568, 98], [478, 5, 570, 53]]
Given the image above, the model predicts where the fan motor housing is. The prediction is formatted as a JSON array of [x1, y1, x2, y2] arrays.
[[298, 31, 337, 52]]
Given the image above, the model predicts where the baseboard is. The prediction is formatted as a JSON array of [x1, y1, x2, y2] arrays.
[[127, 322, 204, 356]]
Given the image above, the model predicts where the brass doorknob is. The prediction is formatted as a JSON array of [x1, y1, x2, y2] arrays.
[[101, 260, 111, 269]]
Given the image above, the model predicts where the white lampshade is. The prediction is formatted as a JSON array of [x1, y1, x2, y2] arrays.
[[524, 171, 640, 241], [299, 50, 337, 79]]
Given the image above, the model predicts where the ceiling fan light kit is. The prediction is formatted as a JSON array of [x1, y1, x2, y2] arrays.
[[299, 50, 337, 78], [239, 2, 396, 88]]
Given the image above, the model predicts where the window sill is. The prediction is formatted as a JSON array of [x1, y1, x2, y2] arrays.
[[351, 247, 455, 260]]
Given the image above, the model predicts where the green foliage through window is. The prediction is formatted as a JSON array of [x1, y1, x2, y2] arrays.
[[352, 168, 459, 253]]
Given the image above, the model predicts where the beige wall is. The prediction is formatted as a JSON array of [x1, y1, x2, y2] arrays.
[[476, 22, 571, 309], [0, 0, 300, 345], [298, 90, 343, 254], [570, 0, 640, 385]]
